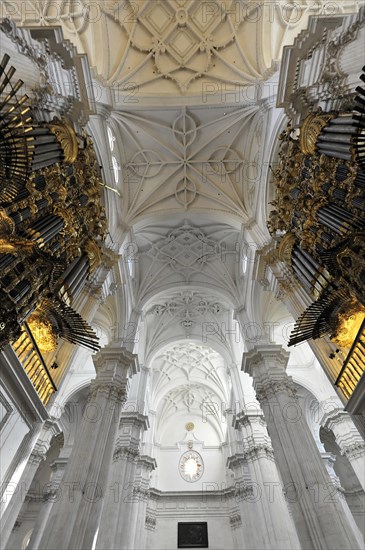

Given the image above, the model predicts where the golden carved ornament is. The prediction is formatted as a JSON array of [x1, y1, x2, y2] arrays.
[[0, 239, 34, 254], [0, 209, 34, 254], [25, 180, 43, 201], [0, 208, 15, 236], [185, 422, 195, 432], [85, 240, 102, 273], [54, 207, 74, 229], [277, 233, 296, 264], [47, 121, 79, 163], [299, 113, 335, 156], [27, 310, 58, 352], [331, 302, 365, 349]]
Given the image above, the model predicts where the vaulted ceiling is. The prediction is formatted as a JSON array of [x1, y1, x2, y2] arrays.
[[12, 0, 359, 98], [150, 342, 229, 443], [110, 104, 263, 224], [7, 0, 362, 420]]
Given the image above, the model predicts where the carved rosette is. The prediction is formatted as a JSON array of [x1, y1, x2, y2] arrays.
[[132, 486, 150, 502]]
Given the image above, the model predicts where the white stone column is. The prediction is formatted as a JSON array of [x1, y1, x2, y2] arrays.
[[132, 455, 157, 550], [95, 412, 149, 550], [38, 344, 138, 550], [228, 499, 245, 550], [27, 457, 68, 550], [321, 452, 364, 548], [322, 409, 365, 491], [228, 411, 300, 549], [1, 421, 60, 548], [243, 345, 362, 550], [227, 452, 267, 549], [321, 452, 343, 492]]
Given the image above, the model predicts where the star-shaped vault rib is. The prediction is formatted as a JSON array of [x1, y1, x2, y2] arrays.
[[113, 104, 260, 224]]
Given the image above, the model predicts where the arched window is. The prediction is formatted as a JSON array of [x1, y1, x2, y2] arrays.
[[112, 155, 120, 184], [107, 126, 115, 151]]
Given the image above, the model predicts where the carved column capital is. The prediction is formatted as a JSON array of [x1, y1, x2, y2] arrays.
[[233, 410, 265, 430], [255, 380, 297, 402], [242, 345, 290, 375], [234, 482, 255, 502], [28, 421, 61, 466], [242, 345, 297, 401], [28, 447, 47, 466], [342, 442, 365, 461], [113, 446, 140, 463], [119, 412, 149, 431], [138, 455, 157, 473], [227, 452, 246, 471], [89, 344, 139, 403], [321, 408, 365, 458], [145, 515, 156, 531], [229, 513, 242, 529], [88, 381, 129, 403], [93, 343, 139, 376]]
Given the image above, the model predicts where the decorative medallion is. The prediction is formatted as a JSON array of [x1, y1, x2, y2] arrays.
[[179, 450, 204, 482], [185, 422, 194, 431]]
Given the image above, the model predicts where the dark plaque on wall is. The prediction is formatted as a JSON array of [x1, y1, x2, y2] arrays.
[[178, 522, 208, 548]]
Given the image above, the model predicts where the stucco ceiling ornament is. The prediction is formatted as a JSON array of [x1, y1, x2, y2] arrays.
[[158, 383, 221, 417], [134, 0, 235, 93], [151, 291, 224, 323], [6, 1, 362, 97], [146, 223, 218, 277], [135, 221, 241, 311], [154, 343, 226, 392]]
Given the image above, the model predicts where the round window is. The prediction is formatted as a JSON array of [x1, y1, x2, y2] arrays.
[[179, 450, 204, 482]]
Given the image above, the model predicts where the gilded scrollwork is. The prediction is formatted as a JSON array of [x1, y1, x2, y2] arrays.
[[299, 113, 335, 155], [269, 113, 365, 353], [47, 120, 79, 163], [1, 117, 107, 352]]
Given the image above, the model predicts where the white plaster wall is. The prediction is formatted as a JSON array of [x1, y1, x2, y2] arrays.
[[153, 412, 226, 492], [155, 445, 226, 492], [148, 512, 234, 550]]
